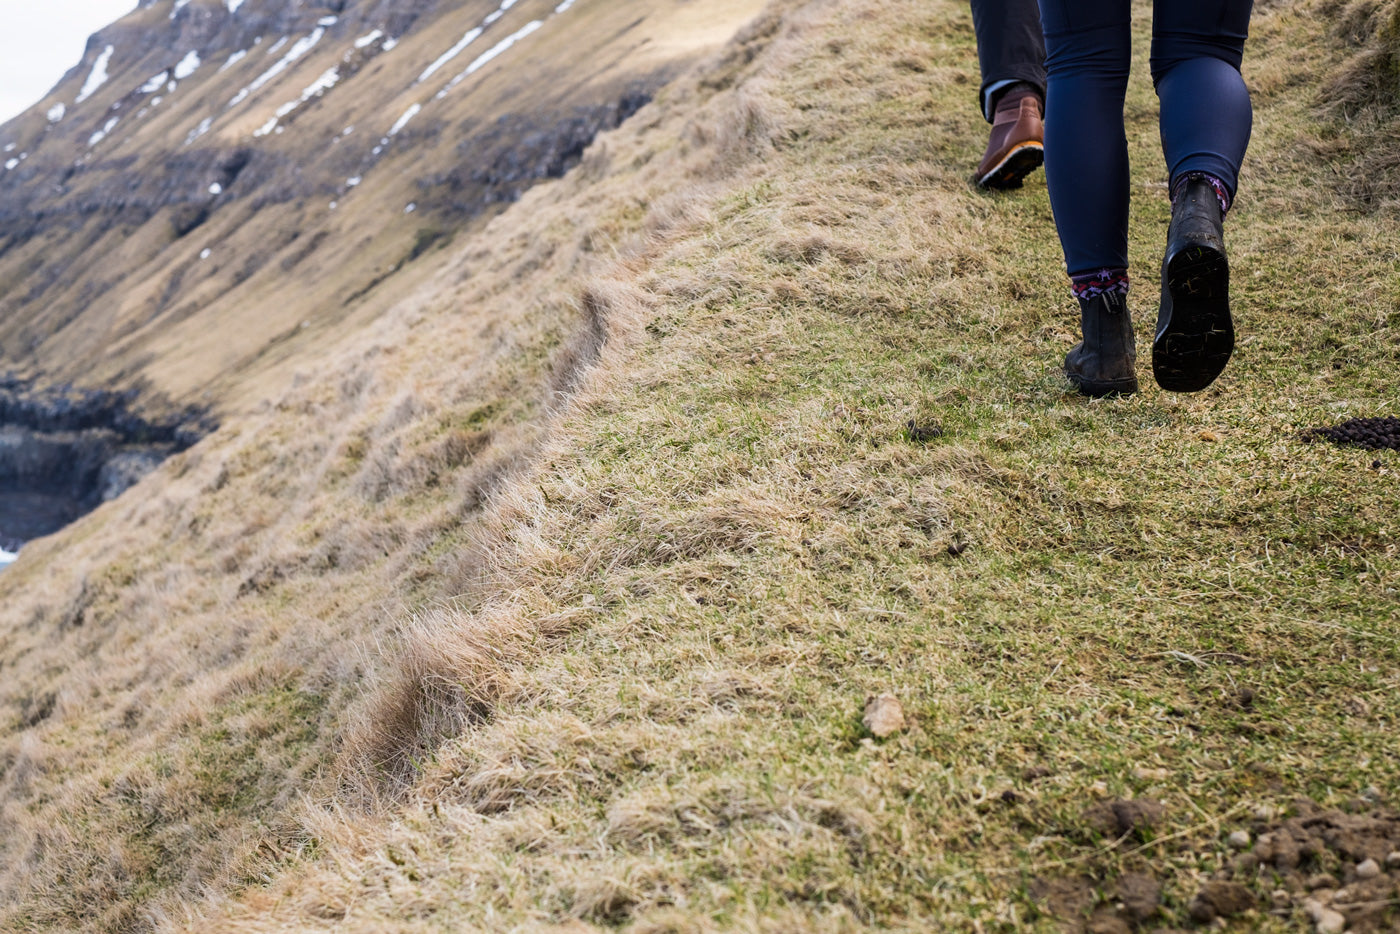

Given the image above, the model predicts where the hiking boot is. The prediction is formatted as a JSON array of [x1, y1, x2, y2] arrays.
[[975, 85, 1044, 190], [1065, 290, 1138, 397], [1153, 176, 1234, 392]]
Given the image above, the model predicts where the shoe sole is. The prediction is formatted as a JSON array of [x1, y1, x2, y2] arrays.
[[1067, 373, 1139, 398], [977, 142, 1043, 191], [1153, 244, 1234, 393]]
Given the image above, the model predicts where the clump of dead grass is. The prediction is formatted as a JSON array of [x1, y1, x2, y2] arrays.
[[1315, 0, 1400, 208]]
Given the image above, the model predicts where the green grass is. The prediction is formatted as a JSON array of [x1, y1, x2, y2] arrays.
[[196, 1, 1398, 929], [6, 0, 1397, 931]]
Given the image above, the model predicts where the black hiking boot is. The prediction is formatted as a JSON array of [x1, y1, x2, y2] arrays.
[[1153, 176, 1234, 392], [1065, 290, 1138, 397]]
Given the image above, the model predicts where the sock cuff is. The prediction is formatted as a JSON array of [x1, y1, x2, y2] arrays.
[[1172, 172, 1232, 215], [1070, 268, 1130, 301]]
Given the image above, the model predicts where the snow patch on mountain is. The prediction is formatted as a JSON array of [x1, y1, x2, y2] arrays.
[[387, 103, 420, 137], [89, 116, 120, 147], [229, 29, 326, 108], [436, 20, 543, 99], [416, 0, 527, 85], [141, 71, 170, 94], [220, 50, 248, 72], [419, 28, 484, 84], [47, 103, 66, 123], [186, 116, 213, 145], [76, 46, 116, 104], [254, 67, 341, 137], [175, 51, 202, 80], [484, 0, 520, 26]]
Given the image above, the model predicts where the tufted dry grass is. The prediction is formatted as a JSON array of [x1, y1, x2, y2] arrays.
[[2, 0, 1398, 931]]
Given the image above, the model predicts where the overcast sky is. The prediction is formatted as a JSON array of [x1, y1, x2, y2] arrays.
[[0, 0, 137, 124]]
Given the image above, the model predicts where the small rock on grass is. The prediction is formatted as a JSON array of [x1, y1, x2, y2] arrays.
[[1306, 873, 1339, 892], [1305, 899, 1347, 934], [1354, 857, 1380, 880], [1228, 830, 1252, 849], [863, 693, 905, 738], [1387, 850, 1400, 868]]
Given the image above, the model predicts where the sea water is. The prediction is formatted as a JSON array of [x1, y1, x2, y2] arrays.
[[0, 490, 84, 569]]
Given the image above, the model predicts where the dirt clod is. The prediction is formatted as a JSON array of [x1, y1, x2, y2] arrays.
[[1029, 873, 1160, 932], [1116, 871, 1162, 924], [862, 693, 905, 738], [1228, 800, 1400, 932], [905, 420, 943, 443], [1084, 798, 1165, 840], [1189, 880, 1254, 923]]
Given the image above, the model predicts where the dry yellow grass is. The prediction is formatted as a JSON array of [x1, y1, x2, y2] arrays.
[[0, 4, 770, 928], [3, 0, 1399, 931]]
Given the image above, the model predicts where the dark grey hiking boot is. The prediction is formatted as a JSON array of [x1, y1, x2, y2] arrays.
[[1153, 176, 1234, 393], [1065, 290, 1138, 397]]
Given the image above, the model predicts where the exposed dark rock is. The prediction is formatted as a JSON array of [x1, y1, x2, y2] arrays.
[[0, 377, 210, 549], [421, 87, 658, 220]]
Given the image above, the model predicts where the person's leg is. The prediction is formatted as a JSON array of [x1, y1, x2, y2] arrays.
[[1149, 0, 1253, 392], [972, 0, 1046, 120], [971, 0, 1047, 189], [1037, 0, 1132, 279], [1152, 0, 1253, 198], [1037, 0, 1137, 395]]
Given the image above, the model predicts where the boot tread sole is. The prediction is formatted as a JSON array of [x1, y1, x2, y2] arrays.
[[977, 143, 1044, 191], [1153, 244, 1234, 393]]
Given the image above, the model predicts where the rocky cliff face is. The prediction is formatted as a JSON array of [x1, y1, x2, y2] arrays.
[[0, 0, 706, 541], [0, 0, 688, 405], [0, 378, 207, 547]]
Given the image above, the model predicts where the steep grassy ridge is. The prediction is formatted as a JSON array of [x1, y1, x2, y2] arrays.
[[2, 0, 1398, 931], [0, 2, 768, 930], [167, 0, 1396, 931], [0, 0, 751, 407]]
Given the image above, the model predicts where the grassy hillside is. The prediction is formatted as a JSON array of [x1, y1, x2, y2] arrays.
[[3, 0, 1399, 930]]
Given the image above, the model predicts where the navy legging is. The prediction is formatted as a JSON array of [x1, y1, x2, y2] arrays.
[[1036, 0, 1254, 277]]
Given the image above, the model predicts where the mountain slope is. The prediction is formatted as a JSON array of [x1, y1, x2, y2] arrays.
[[0, 0, 767, 929], [1, 0, 1398, 931], [182, 0, 1397, 930], [0, 0, 750, 406]]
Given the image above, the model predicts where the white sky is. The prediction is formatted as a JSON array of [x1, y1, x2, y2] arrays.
[[0, 0, 137, 124]]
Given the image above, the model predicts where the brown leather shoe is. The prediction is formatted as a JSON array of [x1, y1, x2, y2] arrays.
[[975, 87, 1044, 190]]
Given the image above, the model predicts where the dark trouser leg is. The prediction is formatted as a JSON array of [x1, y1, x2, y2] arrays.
[[1151, 0, 1253, 197], [971, 0, 1046, 120], [1036, 0, 1131, 277], [1150, 3, 1253, 392]]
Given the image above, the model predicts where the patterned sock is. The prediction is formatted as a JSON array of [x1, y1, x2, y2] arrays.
[[1070, 267, 1130, 301], [1171, 172, 1232, 215]]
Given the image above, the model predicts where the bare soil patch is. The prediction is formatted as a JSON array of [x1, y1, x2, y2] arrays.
[[1034, 798, 1400, 932]]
